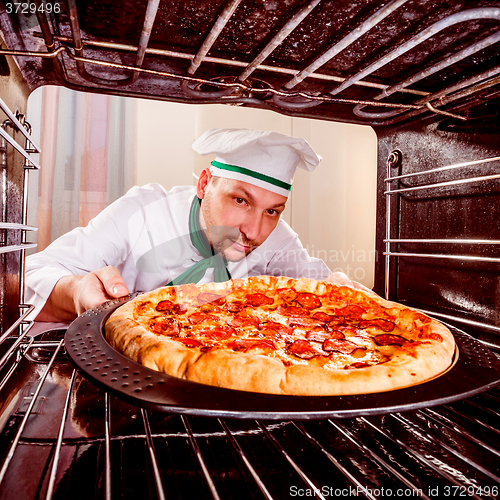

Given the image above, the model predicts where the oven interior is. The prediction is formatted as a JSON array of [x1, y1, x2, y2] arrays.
[[1, 0, 500, 498]]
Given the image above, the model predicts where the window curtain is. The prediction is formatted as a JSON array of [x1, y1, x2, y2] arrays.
[[29, 86, 137, 251]]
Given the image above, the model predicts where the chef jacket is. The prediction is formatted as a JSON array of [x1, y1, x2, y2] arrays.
[[25, 183, 331, 318]]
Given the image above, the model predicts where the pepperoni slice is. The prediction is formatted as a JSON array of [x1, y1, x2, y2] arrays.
[[335, 326, 359, 336], [197, 292, 226, 306], [359, 319, 395, 332], [200, 304, 223, 314], [258, 322, 293, 337], [312, 312, 334, 322], [245, 293, 274, 306], [325, 317, 345, 328], [156, 301, 186, 315], [232, 339, 276, 352], [335, 305, 365, 319], [418, 332, 443, 342], [149, 317, 181, 336], [305, 330, 331, 342], [276, 288, 298, 303], [277, 305, 309, 317], [199, 326, 236, 340], [177, 338, 203, 348], [288, 317, 324, 329], [225, 301, 244, 313], [227, 315, 260, 328], [324, 329, 347, 340], [188, 312, 211, 325], [296, 293, 321, 309], [374, 334, 407, 346], [322, 338, 359, 354], [156, 300, 175, 312], [287, 339, 329, 359]]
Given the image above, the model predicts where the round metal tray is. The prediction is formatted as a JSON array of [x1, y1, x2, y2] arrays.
[[65, 295, 500, 420]]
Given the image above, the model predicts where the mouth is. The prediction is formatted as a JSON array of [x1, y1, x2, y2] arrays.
[[229, 239, 253, 253]]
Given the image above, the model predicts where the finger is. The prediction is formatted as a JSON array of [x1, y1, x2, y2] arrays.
[[93, 266, 129, 298], [75, 275, 111, 315], [352, 281, 374, 293], [77, 293, 109, 315], [326, 271, 353, 285], [326, 274, 375, 298]]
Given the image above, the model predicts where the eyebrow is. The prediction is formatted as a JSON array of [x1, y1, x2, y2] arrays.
[[269, 202, 286, 209]]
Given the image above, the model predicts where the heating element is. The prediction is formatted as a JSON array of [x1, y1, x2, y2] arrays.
[[0, 0, 500, 125]]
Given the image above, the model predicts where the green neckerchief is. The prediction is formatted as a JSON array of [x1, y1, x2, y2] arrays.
[[166, 197, 231, 286]]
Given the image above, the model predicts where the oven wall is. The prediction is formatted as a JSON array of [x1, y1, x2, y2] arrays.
[[374, 118, 500, 345], [137, 100, 378, 288], [0, 44, 30, 333]]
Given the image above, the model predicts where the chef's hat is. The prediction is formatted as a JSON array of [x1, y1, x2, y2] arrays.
[[192, 128, 322, 197]]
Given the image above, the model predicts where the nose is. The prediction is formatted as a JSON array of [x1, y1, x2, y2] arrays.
[[239, 212, 262, 242]]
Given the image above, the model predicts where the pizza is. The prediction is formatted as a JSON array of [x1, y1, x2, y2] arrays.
[[104, 276, 455, 396]]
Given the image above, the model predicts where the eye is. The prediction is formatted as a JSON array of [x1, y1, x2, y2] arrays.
[[234, 197, 247, 205], [266, 209, 280, 217]]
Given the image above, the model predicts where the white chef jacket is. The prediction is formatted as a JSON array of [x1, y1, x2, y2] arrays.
[[25, 183, 331, 317]]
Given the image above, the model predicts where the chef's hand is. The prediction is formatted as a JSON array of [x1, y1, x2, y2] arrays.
[[73, 266, 129, 315], [36, 266, 129, 322], [326, 271, 373, 293]]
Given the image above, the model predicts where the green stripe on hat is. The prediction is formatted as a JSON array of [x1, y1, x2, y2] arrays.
[[211, 161, 292, 191]]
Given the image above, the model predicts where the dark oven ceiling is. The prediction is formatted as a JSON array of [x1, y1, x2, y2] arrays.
[[1, 0, 500, 128]]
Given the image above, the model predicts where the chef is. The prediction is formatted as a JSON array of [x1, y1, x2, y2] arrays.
[[26, 128, 363, 322]]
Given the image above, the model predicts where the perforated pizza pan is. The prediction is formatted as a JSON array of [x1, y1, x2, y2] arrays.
[[65, 295, 500, 420]]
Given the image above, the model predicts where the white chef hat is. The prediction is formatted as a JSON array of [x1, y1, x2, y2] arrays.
[[192, 128, 322, 197]]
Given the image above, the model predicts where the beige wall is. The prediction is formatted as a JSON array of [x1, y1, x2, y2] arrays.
[[137, 101, 377, 287]]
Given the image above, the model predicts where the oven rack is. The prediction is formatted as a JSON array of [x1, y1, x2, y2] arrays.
[[0, 335, 499, 500], [0, 96, 39, 373], [0, 97, 40, 169], [383, 153, 500, 336], [2, 1, 500, 125]]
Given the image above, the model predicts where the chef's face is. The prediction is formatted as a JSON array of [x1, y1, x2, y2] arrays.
[[197, 169, 287, 262]]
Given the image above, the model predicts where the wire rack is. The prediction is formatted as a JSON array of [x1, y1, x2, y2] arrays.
[[0, 96, 38, 381], [0, 335, 499, 500], [1, 4, 500, 497], [384, 151, 500, 346]]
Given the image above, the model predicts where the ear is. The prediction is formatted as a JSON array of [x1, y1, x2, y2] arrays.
[[196, 168, 212, 199]]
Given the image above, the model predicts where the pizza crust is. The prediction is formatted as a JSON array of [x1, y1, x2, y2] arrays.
[[104, 277, 456, 396]]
